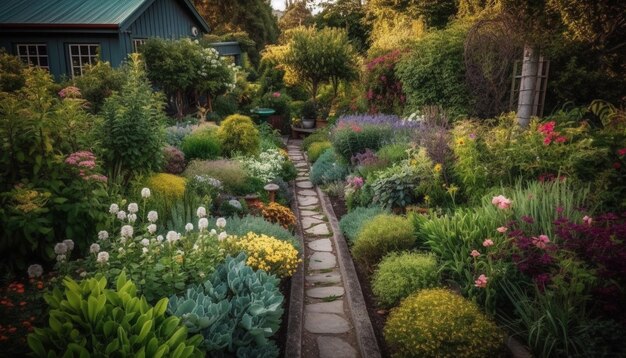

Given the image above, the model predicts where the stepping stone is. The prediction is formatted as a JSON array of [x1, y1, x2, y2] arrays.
[[309, 252, 336, 270], [302, 216, 322, 228], [305, 313, 350, 334], [298, 196, 319, 206], [306, 272, 342, 284], [295, 162, 308, 168], [299, 205, 320, 211], [298, 189, 317, 196], [317, 337, 357, 358], [311, 214, 325, 220], [306, 223, 330, 236], [296, 176, 309, 181], [308, 238, 332, 252], [307, 286, 344, 298], [296, 181, 314, 189], [305, 300, 344, 314], [300, 209, 320, 216]]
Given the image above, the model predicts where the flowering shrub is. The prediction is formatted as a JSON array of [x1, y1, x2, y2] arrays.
[[260, 202, 296, 229], [222, 233, 300, 278], [239, 148, 286, 183], [363, 49, 406, 114], [162, 145, 186, 174], [223, 215, 300, 250], [384, 289, 504, 357], [217, 114, 260, 157]]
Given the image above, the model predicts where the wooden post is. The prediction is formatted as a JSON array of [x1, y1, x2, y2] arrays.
[[516, 44, 539, 127]]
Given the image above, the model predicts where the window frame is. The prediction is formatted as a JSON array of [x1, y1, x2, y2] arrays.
[[15, 43, 49, 70], [132, 38, 147, 52], [67, 43, 100, 78]]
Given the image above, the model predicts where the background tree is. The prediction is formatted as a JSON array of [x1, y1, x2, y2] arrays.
[[279, 2, 314, 31], [315, 0, 371, 53], [367, 0, 457, 30]]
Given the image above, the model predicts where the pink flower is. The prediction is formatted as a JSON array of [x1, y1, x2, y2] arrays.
[[474, 274, 488, 288], [496, 226, 508, 233], [491, 195, 512, 209], [470, 250, 481, 258], [617, 148, 626, 156], [538, 121, 555, 135], [555, 136, 567, 143], [543, 136, 552, 145], [532, 234, 550, 249], [483, 239, 494, 247], [271, 92, 281, 98], [583, 215, 592, 226]]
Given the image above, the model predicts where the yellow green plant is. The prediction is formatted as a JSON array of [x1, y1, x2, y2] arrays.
[[217, 114, 260, 156], [223, 233, 300, 278], [146, 173, 186, 201], [384, 288, 504, 358], [261, 202, 296, 229]]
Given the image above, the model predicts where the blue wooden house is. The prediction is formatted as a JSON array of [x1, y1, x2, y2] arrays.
[[0, 0, 241, 79]]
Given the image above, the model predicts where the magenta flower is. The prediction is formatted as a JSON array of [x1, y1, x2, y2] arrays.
[[491, 195, 512, 209], [483, 239, 494, 247], [470, 250, 481, 258], [271, 92, 281, 98], [474, 274, 488, 288]]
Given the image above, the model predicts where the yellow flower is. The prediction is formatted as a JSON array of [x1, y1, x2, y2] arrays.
[[433, 163, 442, 173]]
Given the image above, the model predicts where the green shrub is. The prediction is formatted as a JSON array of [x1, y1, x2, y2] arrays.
[[183, 160, 250, 195], [167, 254, 283, 356], [280, 160, 298, 182], [218, 215, 300, 251], [384, 289, 504, 358], [0, 50, 25, 92], [310, 149, 349, 185], [302, 129, 330, 151], [331, 125, 391, 162], [352, 214, 415, 269], [218, 198, 248, 217], [339, 206, 389, 243], [372, 252, 439, 308], [212, 94, 239, 119], [73, 61, 125, 113], [307, 141, 332, 162], [377, 143, 410, 164], [29, 273, 203, 357], [181, 128, 221, 160], [217, 114, 260, 156]]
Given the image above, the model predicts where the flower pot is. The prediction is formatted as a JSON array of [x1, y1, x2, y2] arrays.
[[316, 119, 328, 128], [268, 114, 284, 131], [301, 119, 315, 129]]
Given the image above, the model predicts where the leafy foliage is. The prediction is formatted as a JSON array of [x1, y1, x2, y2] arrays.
[[162, 146, 186, 175], [339, 206, 389, 243], [220, 215, 300, 251], [73, 61, 125, 113], [181, 128, 222, 160], [310, 149, 349, 186], [28, 273, 203, 357], [307, 141, 332, 162], [352, 214, 415, 269], [217, 114, 260, 157], [0, 50, 25, 92]]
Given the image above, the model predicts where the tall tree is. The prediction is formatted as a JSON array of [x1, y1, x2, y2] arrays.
[[279, 2, 314, 31], [367, 0, 458, 29], [315, 0, 371, 52]]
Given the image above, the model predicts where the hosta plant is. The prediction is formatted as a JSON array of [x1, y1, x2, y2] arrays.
[[28, 273, 203, 357], [167, 254, 283, 356]]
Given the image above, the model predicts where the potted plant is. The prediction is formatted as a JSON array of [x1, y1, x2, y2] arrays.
[[300, 100, 317, 129]]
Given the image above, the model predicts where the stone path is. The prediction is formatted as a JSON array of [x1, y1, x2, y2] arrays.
[[287, 143, 360, 358]]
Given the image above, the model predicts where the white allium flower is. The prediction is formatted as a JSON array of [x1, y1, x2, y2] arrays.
[[98, 230, 109, 240], [193, 244, 199, 250], [27, 264, 43, 278], [185, 223, 193, 232], [97, 251, 109, 264], [176, 250, 184, 256], [117, 210, 127, 220], [119, 236, 127, 244], [141, 188, 151, 199], [198, 218, 208, 231], [166, 231, 180, 244], [54, 242, 68, 255], [156, 235, 164, 243], [89, 243, 100, 254], [56, 254, 66, 262], [109, 203, 119, 214], [147, 224, 157, 234], [63, 239, 74, 251], [141, 238, 150, 247], [80, 271, 87, 278], [147, 211, 158, 223], [142, 247, 149, 254], [128, 203, 138, 214], [128, 213, 137, 223], [218, 232, 227, 241], [216, 217, 226, 229], [121, 225, 133, 238], [196, 206, 207, 218], [210, 229, 217, 236]]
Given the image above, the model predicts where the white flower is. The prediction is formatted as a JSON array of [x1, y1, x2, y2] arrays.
[[97, 251, 109, 264], [56, 254, 66, 262], [118, 247, 125, 254], [198, 272, 205, 278], [193, 244, 199, 250], [166, 231, 180, 244], [54, 242, 68, 255], [156, 235, 164, 243], [142, 247, 149, 255], [90, 243, 100, 254], [80, 271, 87, 278], [147, 211, 158, 223], [117, 210, 127, 220], [98, 230, 109, 240], [141, 188, 151, 199], [128, 203, 138, 214], [198, 218, 209, 231], [63, 239, 74, 251], [128, 213, 137, 223], [196, 206, 207, 218], [119, 237, 127, 244], [216, 217, 226, 229], [185, 223, 193, 232], [218, 232, 227, 241], [27, 264, 43, 278], [210, 229, 217, 235], [121, 225, 133, 238], [109, 203, 119, 214], [147, 224, 157, 234], [141, 238, 150, 246], [176, 249, 184, 256]]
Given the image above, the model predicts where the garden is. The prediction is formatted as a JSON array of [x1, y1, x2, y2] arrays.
[[1, 0, 626, 357]]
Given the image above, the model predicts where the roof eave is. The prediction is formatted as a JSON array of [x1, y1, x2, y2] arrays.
[[0, 23, 119, 31]]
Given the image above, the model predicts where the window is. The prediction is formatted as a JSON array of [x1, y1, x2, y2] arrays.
[[133, 38, 147, 52], [16, 44, 49, 69], [68, 44, 99, 77]]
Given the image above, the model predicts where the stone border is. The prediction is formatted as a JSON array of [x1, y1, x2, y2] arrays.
[[285, 180, 306, 358], [315, 188, 382, 358]]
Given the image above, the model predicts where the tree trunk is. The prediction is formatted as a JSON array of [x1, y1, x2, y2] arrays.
[[516, 44, 540, 127]]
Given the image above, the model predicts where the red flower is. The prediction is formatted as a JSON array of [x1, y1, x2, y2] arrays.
[[614, 162, 622, 170], [543, 136, 552, 145], [538, 121, 556, 135], [618, 148, 626, 156], [555, 136, 567, 143]]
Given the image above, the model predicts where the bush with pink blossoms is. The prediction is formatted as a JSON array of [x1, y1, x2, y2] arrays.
[[162, 145, 186, 174]]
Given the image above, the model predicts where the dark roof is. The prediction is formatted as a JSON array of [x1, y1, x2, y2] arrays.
[[0, 0, 210, 32]]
